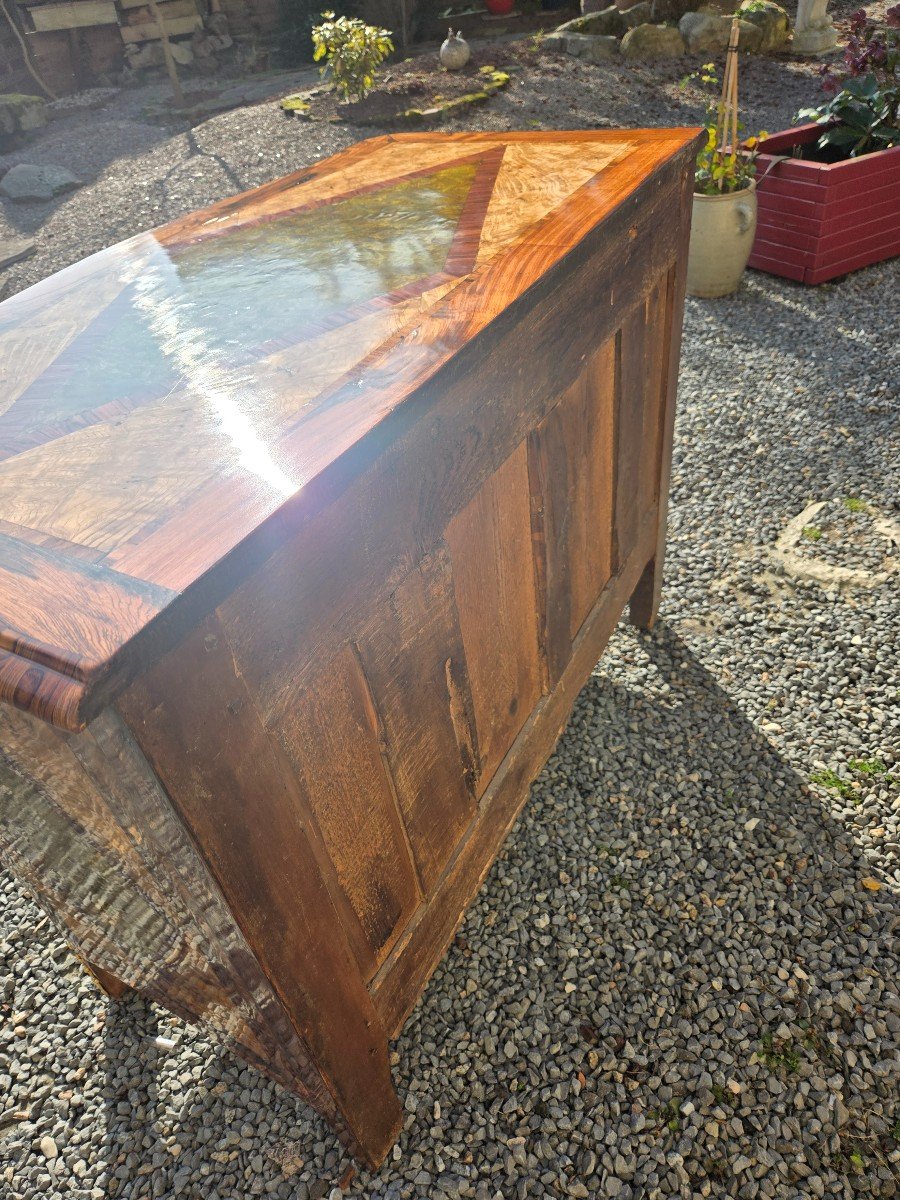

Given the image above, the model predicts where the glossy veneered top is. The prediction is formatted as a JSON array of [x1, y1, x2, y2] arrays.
[[0, 129, 700, 730]]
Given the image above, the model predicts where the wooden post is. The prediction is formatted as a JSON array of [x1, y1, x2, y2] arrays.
[[629, 163, 696, 630], [148, 0, 185, 106]]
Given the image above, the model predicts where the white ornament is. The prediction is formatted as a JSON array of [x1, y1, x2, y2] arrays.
[[440, 29, 471, 70]]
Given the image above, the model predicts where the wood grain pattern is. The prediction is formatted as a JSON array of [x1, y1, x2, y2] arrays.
[[0, 129, 703, 729], [118, 616, 403, 1164], [0, 534, 175, 677], [445, 443, 542, 791], [630, 167, 695, 629], [355, 546, 480, 894], [275, 641, 421, 971], [207, 155, 688, 746], [370, 508, 657, 1037], [0, 702, 338, 1113], [528, 338, 616, 686]]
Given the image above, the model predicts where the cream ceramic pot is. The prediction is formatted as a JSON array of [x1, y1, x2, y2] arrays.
[[686, 181, 757, 298], [440, 29, 471, 70]]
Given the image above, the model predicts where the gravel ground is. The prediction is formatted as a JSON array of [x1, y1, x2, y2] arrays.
[[1, 31, 899, 1200]]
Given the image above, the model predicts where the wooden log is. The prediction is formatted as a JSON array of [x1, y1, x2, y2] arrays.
[[26, 1, 117, 31]]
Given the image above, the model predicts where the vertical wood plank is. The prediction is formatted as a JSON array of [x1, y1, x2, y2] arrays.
[[445, 442, 542, 793], [630, 168, 696, 629], [276, 641, 421, 968], [528, 339, 616, 686], [638, 277, 670, 520], [356, 546, 479, 895], [617, 274, 675, 581], [614, 305, 645, 568]]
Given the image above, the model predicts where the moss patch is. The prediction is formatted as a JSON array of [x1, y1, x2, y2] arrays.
[[398, 69, 510, 125]]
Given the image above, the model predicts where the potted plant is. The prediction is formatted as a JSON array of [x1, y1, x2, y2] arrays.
[[749, 6, 900, 284], [685, 21, 767, 297]]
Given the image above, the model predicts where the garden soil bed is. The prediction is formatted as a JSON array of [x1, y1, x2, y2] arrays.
[[286, 48, 516, 126], [750, 122, 900, 285]]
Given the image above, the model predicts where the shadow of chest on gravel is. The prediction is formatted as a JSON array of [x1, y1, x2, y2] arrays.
[[0, 128, 702, 1165]]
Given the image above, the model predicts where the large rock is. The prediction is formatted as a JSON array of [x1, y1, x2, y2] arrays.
[[544, 30, 621, 57], [566, 6, 627, 35], [737, 0, 790, 51], [125, 41, 166, 70], [0, 163, 82, 202], [621, 1, 653, 26], [620, 22, 686, 55], [735, 17, 764, 49], [679, 10, 732, 49], [680, 7, 767, 50], [0, 95, 48, 141], [0, 237, 35, 269], [572, 32, 621, 57], [168, 40, 194, 66]]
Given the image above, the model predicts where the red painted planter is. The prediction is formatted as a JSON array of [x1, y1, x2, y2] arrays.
[[749, 124, 900, 285], [485, 0, 515, 13]]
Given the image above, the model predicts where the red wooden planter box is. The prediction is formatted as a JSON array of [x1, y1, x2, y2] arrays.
[[749, 123, 900, 285]]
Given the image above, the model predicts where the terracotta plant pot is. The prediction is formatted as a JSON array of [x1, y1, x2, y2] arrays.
[[686, 181, 757, 298], [485, 0, 515, 14], [750, 123, 900, 285]]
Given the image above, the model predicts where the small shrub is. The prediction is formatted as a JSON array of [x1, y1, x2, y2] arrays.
[[800, 8, 900, 158], [849, 757, 889, 776], [312, 11, 394, 102]]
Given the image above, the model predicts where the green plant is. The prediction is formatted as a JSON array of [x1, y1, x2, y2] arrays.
[[802, 525, 823, 541], [683, 34, 767, 195], [842, 495, 868, 512], [810, 768, 859, 802], [798, 8, 900, 158], [654, 1100, 682, 1134], [799, 75, 900, 158], [849, 757, 889, 776], [711, 1082, 739, 1107], [759, 1032, 800, 1073], [312, 11, 394, 102]]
